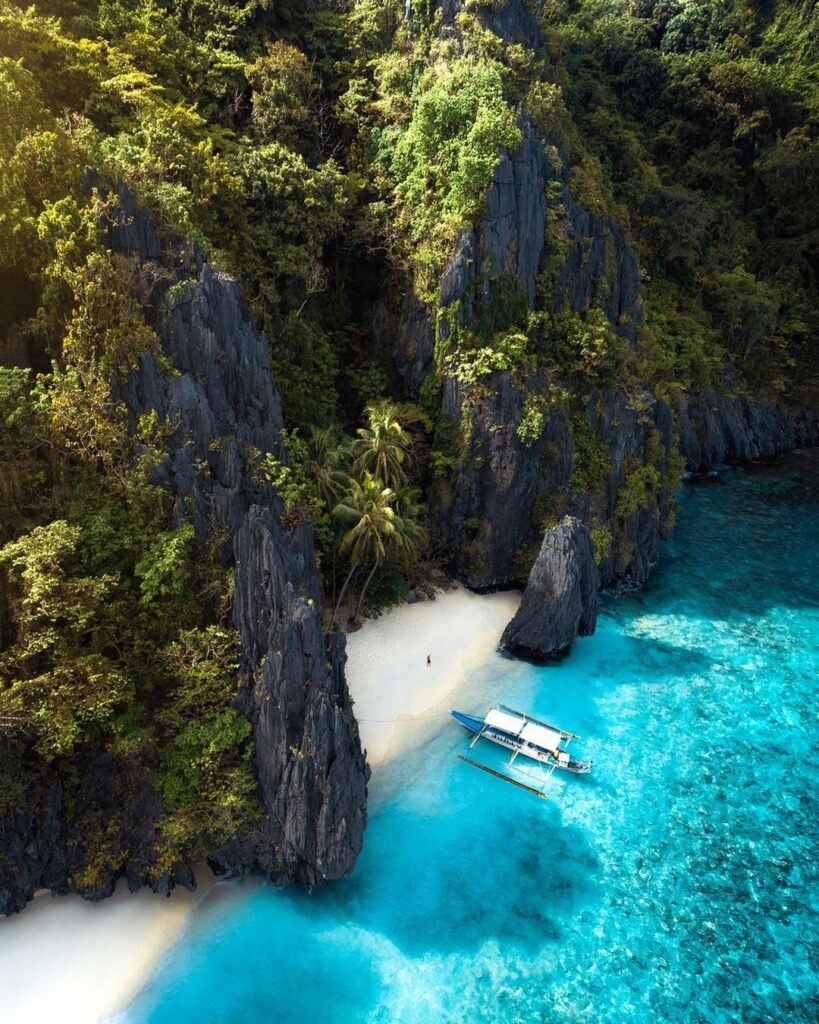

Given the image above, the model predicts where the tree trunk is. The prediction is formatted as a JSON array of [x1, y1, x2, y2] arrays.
[[331, 560, 358, 629], [354, 559, 380, 621]]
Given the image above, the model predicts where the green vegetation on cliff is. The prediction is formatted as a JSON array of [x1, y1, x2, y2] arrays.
[[1, 0, 817, 873], [548, 0, 819, 401]]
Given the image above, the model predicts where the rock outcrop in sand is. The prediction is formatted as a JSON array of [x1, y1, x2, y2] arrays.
[[501, 518, 597, 662]]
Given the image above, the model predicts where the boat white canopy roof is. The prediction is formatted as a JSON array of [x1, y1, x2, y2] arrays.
[[520, 721, 562, 752], [484, 707, 565, 752], [485, 708, 524, 736]]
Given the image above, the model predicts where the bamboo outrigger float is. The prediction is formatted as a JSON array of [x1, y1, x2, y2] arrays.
[[451, 704, 592, 798]]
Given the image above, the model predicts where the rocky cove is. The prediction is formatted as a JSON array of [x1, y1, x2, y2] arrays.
[[2, 179, 817, 919], [1, 0, 818, 927], [118, 448, 819, 1024]]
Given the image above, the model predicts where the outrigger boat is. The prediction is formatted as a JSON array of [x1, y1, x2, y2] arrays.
[[451, 704, 592, 799]]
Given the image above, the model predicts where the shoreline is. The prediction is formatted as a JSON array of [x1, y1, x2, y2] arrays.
[[345, 584, 521, 767], [0, 866, 214, 1024], [0, 585, 521, 1023]]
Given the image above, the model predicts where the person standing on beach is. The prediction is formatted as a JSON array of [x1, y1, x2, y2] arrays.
[[427, 654, 431, 667]]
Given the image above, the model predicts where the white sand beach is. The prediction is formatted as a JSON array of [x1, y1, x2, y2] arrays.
[[0, 867, 213, 1024], [345, 584, 521, 766]]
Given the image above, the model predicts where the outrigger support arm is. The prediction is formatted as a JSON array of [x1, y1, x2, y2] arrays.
[[469, 724, 487, 750]]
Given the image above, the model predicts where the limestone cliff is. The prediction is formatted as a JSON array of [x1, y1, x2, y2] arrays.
[[0, 186, 368, 914], [395, 0, 819, 654], [674, 384, 819, 472], [111, 185, 368, 887], [394, 113, 659, 595]]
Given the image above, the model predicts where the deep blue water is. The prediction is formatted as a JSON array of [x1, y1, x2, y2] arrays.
[[122, 453, 819, 1024]]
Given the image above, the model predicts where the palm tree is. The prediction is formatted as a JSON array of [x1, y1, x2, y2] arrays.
[[352, 505, 427, 621], [303, 425, 349, 509], [331, 473, 402, 627], [352, 402, 413, 490], [393, 487, 428, 562]]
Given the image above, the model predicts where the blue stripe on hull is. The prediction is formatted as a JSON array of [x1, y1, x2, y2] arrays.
[[451, 710, 484, 733]]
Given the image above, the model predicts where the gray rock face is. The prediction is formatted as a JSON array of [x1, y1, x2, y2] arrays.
[[587, 389, 676, 590], [674, 386, 819, 471], [393, 116, 553, 394], [440, 122, 549, 314], [393, 293, 436, 395], [0, 750, 196, 915], [556, 194, 643, 340], [501, 517, 597, 661], [396, 5, 819, 662], [122, 187, 369, 891], [211, 510, 367, 886], [116, 188, 369, 889], [0, 184, 368, 915], [394, 5, 642, 394], [395, 5, 648, 569], [0, 773, 66, 915], [437, 0, 540, 45], [427, 120, 648, 589], [439, 370, 573, 588], [430, 128, 642, 351]]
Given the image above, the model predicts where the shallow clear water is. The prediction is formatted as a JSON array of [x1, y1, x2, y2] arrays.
[[122, 453, 819, 1024]]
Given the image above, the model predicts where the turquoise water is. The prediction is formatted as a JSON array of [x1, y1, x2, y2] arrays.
[[123, 453, 819, 1024]]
